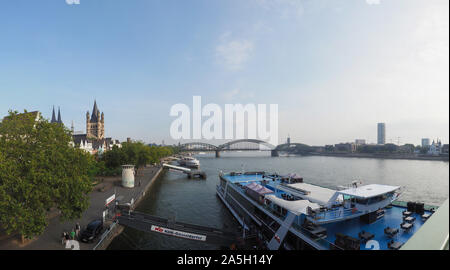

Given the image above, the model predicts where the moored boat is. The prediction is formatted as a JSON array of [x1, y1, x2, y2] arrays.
[[177, 156, 200, 168], [216, 171, 441, 250]]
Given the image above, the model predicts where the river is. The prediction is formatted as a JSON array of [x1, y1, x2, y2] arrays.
[[108, 152, 449, 250]]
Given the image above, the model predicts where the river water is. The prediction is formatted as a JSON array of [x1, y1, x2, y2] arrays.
[[108, 152, 449, 250]]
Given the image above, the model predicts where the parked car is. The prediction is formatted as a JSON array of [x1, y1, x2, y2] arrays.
[[80, 219, 103, 243]]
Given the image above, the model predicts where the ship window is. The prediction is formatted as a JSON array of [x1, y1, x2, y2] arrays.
[[368, 195, 384, 204], [356, 198, 368, 205]]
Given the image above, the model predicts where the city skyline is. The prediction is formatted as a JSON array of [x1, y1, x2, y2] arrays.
[[0, 0, 448, 146], [27, 104, 449, 147]]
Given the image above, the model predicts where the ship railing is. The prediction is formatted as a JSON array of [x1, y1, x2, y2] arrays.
[[227, 180, 289, 222], [260, 204, 287, 221], [291, 220, 343, 250], [311, 207, 360, 222]]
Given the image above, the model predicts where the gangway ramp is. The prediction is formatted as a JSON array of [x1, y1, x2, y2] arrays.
[[162, 163, 192, 172], [162, 163, 206, 179], [117, 211, 236, 246]]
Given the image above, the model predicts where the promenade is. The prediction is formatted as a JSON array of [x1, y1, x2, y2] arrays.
[[0, 165, 163, 250]]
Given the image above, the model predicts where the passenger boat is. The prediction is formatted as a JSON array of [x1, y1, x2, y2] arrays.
[[216, 171, 440, 250], [177, 156, 200, 168]]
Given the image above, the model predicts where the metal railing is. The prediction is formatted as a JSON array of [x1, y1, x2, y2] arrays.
[[93, 220, 118, 250], [311, 207, 360, 222]]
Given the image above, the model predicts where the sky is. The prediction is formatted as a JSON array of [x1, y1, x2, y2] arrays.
[[0, 0, 448, 146]]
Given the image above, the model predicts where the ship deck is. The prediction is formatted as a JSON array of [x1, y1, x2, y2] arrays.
[[321, 205, 432, 250], [221, 172, 434, 250]]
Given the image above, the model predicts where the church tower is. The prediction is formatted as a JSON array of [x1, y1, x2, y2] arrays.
[[51, 106, 63, 124], [86, 100, 105, 140]]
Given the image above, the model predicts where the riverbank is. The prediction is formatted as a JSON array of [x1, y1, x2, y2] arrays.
[[307, 152, 449, 161], [95, 165, 164, 250], [0, 164, 163, 250]]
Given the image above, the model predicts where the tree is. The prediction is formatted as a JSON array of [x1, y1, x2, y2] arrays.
[[420, 146, 430, 154], [402, 144, 415, 153], [382, 143, 398, 153], [0, 111, 92, 240], [103, 145, 126, 169], [100, 142, 175, 171]]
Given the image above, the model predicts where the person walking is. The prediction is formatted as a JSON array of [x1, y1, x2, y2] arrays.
[[65, 231, 70, 244], [75, 223, 81, 239], [70, 229, 76, 240], [62, 232, 67, 245]]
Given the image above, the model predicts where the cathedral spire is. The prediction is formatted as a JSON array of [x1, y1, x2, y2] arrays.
[[57, 106, 62, 124], [51, 106, 57, 123]]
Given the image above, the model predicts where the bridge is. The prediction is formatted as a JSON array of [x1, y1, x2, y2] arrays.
[[179, 139, 312, 157], [179, 139, 276, 157]]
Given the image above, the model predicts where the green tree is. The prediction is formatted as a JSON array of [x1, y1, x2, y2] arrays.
[[420, 146, 430, 154], [100, 142, 175, 171], [402, 144, 415, 153], [103, 145, 126, 169], [0, 111, 92, 240]]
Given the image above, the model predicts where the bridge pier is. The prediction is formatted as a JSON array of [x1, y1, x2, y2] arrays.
[[215, 150, 221, 158], [271, 150, 279, 157]]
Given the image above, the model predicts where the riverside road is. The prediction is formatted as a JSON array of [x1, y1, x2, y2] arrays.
[[0, 165, 163, 250]]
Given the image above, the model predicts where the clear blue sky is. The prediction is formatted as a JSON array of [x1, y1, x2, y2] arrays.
[[0, 0, 448, 145]]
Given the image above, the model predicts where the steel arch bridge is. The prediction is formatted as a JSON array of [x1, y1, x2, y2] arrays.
[[178, 140, 314, 157], [179, 139, 275, 151], [179, 142, 219, 151], [218, 139, 275, 151]]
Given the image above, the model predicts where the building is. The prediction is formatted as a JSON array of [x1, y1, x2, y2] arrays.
[[428, 139, 442, 156], [334, 143, 357, 153], [86, 100, 105, 140], [421, 138, 430, 147], [442, 144, 449, 155], [377, 123, 386, 145], [71, 100, 121, 154], [355, 139, 366, 145], [72, 135, 121, 155], [50, 106, 63, 124], [311, 146, 325, 153]]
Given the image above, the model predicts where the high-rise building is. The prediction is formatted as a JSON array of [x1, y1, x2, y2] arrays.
[[421, 138, 430, 147], [377, 123, 386, 145]]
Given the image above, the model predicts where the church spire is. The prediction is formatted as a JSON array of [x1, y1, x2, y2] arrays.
[[51, 106, 57, 123], [90, 100, 99, 122], [57, 106, 62, 124]]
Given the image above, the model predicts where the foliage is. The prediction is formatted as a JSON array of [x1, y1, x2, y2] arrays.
[[0, 111, 93, 239], [419, 146, 430, 154], [357, 144, 400, 153], [100, 141, 175, 171]]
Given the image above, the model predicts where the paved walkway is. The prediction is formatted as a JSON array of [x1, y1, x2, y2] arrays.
[[0, 165, 162, 250]]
